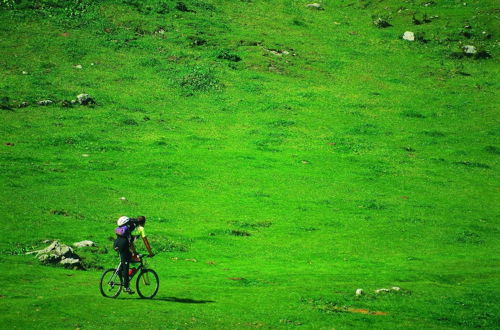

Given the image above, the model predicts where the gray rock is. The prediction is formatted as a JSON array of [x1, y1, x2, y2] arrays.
[[403, 31, 415, 41], [37, 100, 54, 106], [39, 254, 61, 264], [463, 45, 477, 54], [60, 257, 81, 266], [73, 240, 96, 248], [76, 93, 95, 106], [306, 3, 323, 10]]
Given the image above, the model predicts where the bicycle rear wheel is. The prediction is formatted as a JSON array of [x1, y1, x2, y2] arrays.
[[136, 269, 159, 299], [99, 268, 122, 298]]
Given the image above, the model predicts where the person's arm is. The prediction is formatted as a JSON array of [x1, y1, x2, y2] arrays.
[[142, 236, 154, 256]]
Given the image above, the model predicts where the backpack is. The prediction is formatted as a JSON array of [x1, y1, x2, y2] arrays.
[[115, 220, 137, 237], [115, 225, 130, 237]]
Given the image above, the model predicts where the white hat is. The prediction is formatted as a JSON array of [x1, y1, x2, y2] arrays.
[[117, 216, 130, 226]]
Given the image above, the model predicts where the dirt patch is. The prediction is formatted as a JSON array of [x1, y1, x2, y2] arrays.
[[333, 307, 387, 315]]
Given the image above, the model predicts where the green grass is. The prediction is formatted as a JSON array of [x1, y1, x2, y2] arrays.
[[0, 0, 499, 328]]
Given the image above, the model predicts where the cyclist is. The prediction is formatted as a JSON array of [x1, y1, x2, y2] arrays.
[[131, 216, 154, 259], [113, 216, 137, 294]]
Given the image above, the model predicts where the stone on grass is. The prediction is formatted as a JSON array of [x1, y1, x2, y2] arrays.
[[73, 240, 96, 248], [76, 93, 95, 106], [306, 3, 324, 10], [37, 100, 54, 106], [60, 258, 81, 266], [27, 240, 83, 269], [355, 288, 364, 296], [391, 286, 401, 291], [18, 101, 29, 108], [375, 288, 391, 294], [74, 64, 83, 69], [462, 45, 477, 55], [403, 31, 415, 41]]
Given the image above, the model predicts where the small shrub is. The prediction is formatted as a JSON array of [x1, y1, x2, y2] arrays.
[[268, 120, 295, 128], [230, 230, 251, 237], [456, 231, 483, 244], [422, 130, 445, 137], [140, 58, 162, 67], [401, 110, 426, 118], [292, 19, 306, 26], [122, 119, 138, 126], [454, 161, 490, 169], [150, 237, 189, 253], [360, 200, 386, 210], [484, 146, 499, 155], [373, 17, 392, 28], [216, 49, 241, 62], [179, 65, 223, 94]]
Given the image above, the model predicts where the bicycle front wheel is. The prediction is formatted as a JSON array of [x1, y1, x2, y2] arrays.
[[99, 268, 122, 298], [136, 269, 159, 299]]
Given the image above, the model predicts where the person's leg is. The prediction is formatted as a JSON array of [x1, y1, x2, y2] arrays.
[[116, 237, 133, 292], [119, 250, 130, 289]]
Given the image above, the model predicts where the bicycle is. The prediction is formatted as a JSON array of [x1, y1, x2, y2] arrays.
[[99, 254, 159, 299]]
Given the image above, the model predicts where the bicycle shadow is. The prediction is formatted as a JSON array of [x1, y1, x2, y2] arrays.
[[152, 296, 216, 304]]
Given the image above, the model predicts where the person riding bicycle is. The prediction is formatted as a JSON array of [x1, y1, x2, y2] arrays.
[[131, 216, 154, 259], [113, 216, 137, 294]]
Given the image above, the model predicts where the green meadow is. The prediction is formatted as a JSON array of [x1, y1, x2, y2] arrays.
[[0, 0, 498, 328]]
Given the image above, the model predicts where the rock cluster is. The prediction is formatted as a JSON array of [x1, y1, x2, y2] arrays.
[[27, 240, 83, 269]]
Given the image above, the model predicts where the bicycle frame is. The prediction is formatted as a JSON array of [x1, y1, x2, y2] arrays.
[[108, 257, 147, 286]]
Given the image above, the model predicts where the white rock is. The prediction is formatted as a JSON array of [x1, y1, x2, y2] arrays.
[[375, 288, 391, 294], [355, 288, 364, 296], [60, 258, 81, 266], [81, 154, 89, 157], [76, 93, 95, 105], [391, 286, 401, 291], [22, 71, 28, 75], [306, 3, 323, 10], [73, 240, 96, 248], [37, 100, 54, 106], [119, 196, 127, 200], [463, 45, 477, 54], [74, 64, 83, 69], [403, 31, 415, 41]]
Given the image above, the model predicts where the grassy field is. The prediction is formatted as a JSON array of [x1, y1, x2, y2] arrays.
[[0, 0, 499, 328]]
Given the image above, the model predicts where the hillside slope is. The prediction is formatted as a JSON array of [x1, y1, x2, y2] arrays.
[[0, 0, 498, 328]]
